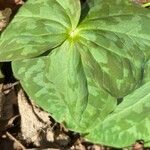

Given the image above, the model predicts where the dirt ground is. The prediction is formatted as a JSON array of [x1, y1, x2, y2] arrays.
[[0, 0, 150, 149]]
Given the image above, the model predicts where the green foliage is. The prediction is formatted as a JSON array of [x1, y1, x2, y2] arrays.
[[0, 0, 150, 148]]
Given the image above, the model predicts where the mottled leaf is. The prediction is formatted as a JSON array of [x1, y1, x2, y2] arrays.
[[11, 0, 150, 148], [12, 40, 116, 132], [78, 0, 150, 98], [86, 82, 150, 148], [0, 0, 80, 61]]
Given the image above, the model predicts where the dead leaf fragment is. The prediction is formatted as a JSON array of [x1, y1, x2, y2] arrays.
[[17, 89, 54, 147]]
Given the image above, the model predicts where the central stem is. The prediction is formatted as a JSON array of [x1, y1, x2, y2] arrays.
[[69, 28, 79, 38]]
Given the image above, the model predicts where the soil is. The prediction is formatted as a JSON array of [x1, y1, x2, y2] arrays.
[[0, 0, 150, 150]]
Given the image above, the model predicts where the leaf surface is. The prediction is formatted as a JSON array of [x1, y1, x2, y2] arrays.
[[0, 0, 80, 61], [11, 0, 150, 148], [78, 0, 150, 98], [12, 40, 116, 132], [86, 82, 150, 147]]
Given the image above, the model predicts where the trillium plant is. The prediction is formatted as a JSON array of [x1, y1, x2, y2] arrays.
[[0, 0, 150, 148]]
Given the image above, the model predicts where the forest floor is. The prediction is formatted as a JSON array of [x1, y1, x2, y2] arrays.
[[0, 0, 150, 150]]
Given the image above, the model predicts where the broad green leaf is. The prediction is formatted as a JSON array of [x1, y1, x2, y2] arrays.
[[12, 40, 116, 132], [80, 0, 150, 59], [77, 35, 143, 98], [86, 82, 150, 148], [12, 40, 87, 130], [11, 0, 150, 148], [0, 0, 81, 61], [78, 1, 150, 98]]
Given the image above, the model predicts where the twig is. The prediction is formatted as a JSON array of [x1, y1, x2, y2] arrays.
[[2, 81, 20, 91], [6, 131, 26, 150]]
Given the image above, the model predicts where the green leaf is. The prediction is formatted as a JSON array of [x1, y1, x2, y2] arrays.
[[86, 82, 150, 148], [80, 0, 150, 59], [0, 0, 81, 61], [12, 40, 116, 132], [78, 0, 150, 98], [12, 40, 88, 130], [11, 0, 150, 148]]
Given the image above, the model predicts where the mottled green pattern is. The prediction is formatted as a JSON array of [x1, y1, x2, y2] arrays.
[[0, 0, 80, 61], [5, 0, 150, 148], [86, 82, 150, 147], [13, 41, 87, 130], [78, 34, 143, 98], [12, 40, 116, 132], [78, 0, 150, 98], [81, 0, 150, 58]]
